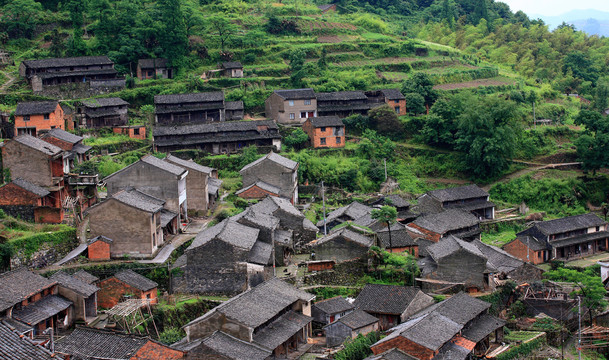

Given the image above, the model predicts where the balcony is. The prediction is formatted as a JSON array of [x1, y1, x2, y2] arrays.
[[67, 174, 99, 186]]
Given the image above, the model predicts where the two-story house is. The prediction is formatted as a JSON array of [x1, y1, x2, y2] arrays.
[[104, 155, 189, 227], [265, 88, 317, 124], [417, 184, 495, 220], [504, 213, 609, 263], [77, 98, 129, 128], [164, 154, 215, 213], [14, 101, 64, 136], [154, 92, 229, 125], [40, 128, 91, 166], [316, 91, 370, 118], [365, 89, 407, 116], [408, 209, 481, 242], [302, 116, 345, 148], [237, 152, 299, 204], [136, 58, 173, 80]]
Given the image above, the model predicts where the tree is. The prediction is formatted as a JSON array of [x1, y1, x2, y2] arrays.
[[371, 206, 397, 250], [284, 128, 309, 150], [368, 104, 403, 136], [317, 47, 328, 69], [289, 49, 306, 87], [404, 93, 425, 115], [207, 15, 237, 52], [66, 28, 88, 56], [574, 110, 609, 175], [401, 73, 438, 110], [158, 0, 189, 62], [0, 0, 43, 38], [594, 77, 609, 112]]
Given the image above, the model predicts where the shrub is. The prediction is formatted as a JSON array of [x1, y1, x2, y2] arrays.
[[333, 332, 380, 360], [159, 327, 183, 345]]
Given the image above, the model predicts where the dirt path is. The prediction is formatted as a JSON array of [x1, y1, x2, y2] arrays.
[[482, 162, 582, 191], [0, 69, 16, 94]]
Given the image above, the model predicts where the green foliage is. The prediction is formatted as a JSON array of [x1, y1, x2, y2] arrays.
[[10, 227, 77, 259], [496, 333, 545, 360], [0, 0, 44, 38], [368, 104, 403, 137], [574, 110, 609, 175], [402, 73, 438, 108], [284, 128, 309, 150], [333, 332, 380, 360], [307, 287, 360, 301], [158, 327, 184, 345], [404, 93, 426, 115], [367, 246, 419, 285]]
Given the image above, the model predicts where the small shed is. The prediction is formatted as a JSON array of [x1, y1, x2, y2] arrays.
[[97, 270, 158, 308], [87, 236, 113, 261], [113, 125, 146, 140], [221, 61, 244, 78], [312, 296, 354, 325], [324, 309, 379, 347]]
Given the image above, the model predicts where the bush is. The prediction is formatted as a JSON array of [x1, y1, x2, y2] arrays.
[[404, 93, 426, 115], [333, 332, 380, 360], [159, 327, 183, 345]]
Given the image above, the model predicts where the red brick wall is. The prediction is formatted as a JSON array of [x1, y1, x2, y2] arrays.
[[388, 246, 418, 257], [51, 159, 64, 177], [14, 104, 64, 134], [141, 289, 158, 305], [238, 185, 278, 200], [386, 99, 407, 116], [88, 240, 111, 260], [98, 278, 146, 309], [131, 341, 184, 359], [0, 183, 41, 206], [34, 207, 63, 224], [503, 239, 545, 265], [407, 223, 441, 243], [371, 336, 435, 359], [308, 261, 335, 271], [42, 137, 73, 152]]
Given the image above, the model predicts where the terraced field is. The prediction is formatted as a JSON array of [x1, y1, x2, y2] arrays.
[[433, 76, 515, 90]]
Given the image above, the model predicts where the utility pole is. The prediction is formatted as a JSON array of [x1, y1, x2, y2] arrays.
[[527, 236, 530, 263], [578, 296, 582, 360], [384, 158, 387, 181], [322, 181, 327, 235], [533, 101, 536, 129]]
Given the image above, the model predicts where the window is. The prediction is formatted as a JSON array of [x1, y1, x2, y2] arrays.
[[148, 70, 154, 77], [51, 126, 56, 129], [320, 137, 326, 145], [596, 226, 600, 232], [44, 113, 50, 120], [24, 115, 30, 121], [289, 100, 294, 106], [146, 293, 151, 299], [320, 127, 326, 132], [289, 113, 295, 120], [134, 128, 140, 135], [395, 106, 400, 114], [336, 137, 341, 144], [300, 112, 307, 118], [304, 99, 311, 105]]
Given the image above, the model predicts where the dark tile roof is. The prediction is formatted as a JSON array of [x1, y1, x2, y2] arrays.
[[354, 284, 423, 315], [472, 240, 524, 274], [13, 134, 63, 156], [380, 88, 406, 100], [233, 207, 280, 231], [36, 68, 117, 80], [533, 213, 607, 236], [12, 295, 72, 326], [110, 190, 164, 213], [316, 91, 367, 101], [199, 331, 271, 360], [433, 341, 471, 360], [208, 177, 222, 194], [55, 326, 149, 359], [153, 119, 279, 138], [141, 155, 187, 176], [165, 154, 214, 175], [427, 235, 485, 262], [222, 61, 243, 69], [138, 58, 169, 69], [81, 97, 128, 108], [0, 321, 56, 359], [273, 88, 315, 100], [550, 230, 609, 247], [185, 278, 314, 329], [236, 181, 281, 196], [160, 209, 178, 228], [188, 219, 260, 251], [88, 235, 113, 245], [42, 128, 83, 144], [10, 178, 50, 197], [384, 194, 411, 208], [411, 209, 479, 235], [417, 292, 490, 326], [240, 151, 298, 172], [22, 56, 113, 69], [226, 100, 244, 111], [0, 269, 56, 312], [50, 271, 99, 297], [248, 241, 273, 265], [334, 309, 378, 329], [318, 202, 372, 227], [366, 348, 417, 360], [309, 116, 344, 128], [427, 185, 489, 202], [14, 101, 58, 116], [377, 224, 416, 248], [310, 227, 374, 248], [114, 269, 158, 292], [72, 270, 99, 284], [399, 313, 462, 351], [154, 92, 224, 105], [252, 310, 312, 349], [313, 296, 354, 315], [461, 314, 505, 343], [508, 235, 548, 251]]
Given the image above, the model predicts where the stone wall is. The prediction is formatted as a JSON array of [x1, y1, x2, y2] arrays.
[[0, 205, 36, 222], [302, 260, 367, 287]]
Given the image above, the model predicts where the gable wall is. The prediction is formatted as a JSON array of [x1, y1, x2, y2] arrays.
[[2, 140, 53, 187], [241, 160, 296, 200]]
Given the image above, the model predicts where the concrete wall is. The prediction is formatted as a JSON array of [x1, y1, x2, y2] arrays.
[[313, 235, 370, 263], [241, 160, 296, 201], [165, 163, 208, 213], [56, 286, 86, 321], [325, 322, 352, 347], [2, 140, 54, 187], [434, 249, 487, 289]]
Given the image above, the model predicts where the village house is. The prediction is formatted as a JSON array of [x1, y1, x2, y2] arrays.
[[373, 194, 417, 223], [154, 92, 243, 125], [153, 119, 281, 153], [137, 58, 173, 80], [312, 296, 355, 326], [97, 269, 158, 309], [354, 284, 435, 331], [77, 97, 129, 128], [104, 155, 188, 227], [325, 309, 380, 347], [19, 56, 124, 93], [40, 128, 91, 165], [365, 348, 417, 360], [56, 326, 184, 360], [0, 178, 58, 223], [369, 293, 505, 360], [0, 268, 73, 335], [0, 321, 60, 359], [417, 184, 495, 220], [365, 89, 407, 116], [265, 88, 317, 124], [164, 154, 215, 213], [113, 125, 146, 140], [87, 235, 113, 261], [377, 222, 424, 256], [317, 201, 373, 231], [14, 101, 64, 136], [408, 209, 481, 242], [179, 278, 315, 359], [0, 135, 67, 223], [208, 177, 222, 208], [302, 116, 346, 148], [177, 330, 272, 360], [49, 271, 99, 322], [72, 269, 99, 285], [472, 240, 544, 284], [238, 151, 299, 204], [309, 225, 375, 263], [503, 213, 609, 262], [316, 91, 370, 118], [225, 100, 245, 120], [221, 61, 244, 78]]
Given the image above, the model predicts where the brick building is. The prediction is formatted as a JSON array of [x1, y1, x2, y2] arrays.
[[316, 91, 370, 118], [0, 178, 59, 223], [49, 271, 99, 322], [14, 101, 64, 136], [302, 116, 345, 148], [164, 154, 215, 213], [311, 296, 354, 326], [97, 270, 158, 309], [40, 128, 92, 165], [137, 58, 173, 80], [316, 201, 373, 230], [417, 184, 495, 220], [87, 235, 113, 260], [502, 236, 548, 265], [408, 209, 481, 243], [154, 92, 241, 125], [324, 309, 379, 347], [377, 222, 421, 256], [309, 225, 375, 263], [113, 125, 146, 140], [238, 152, 299, 204], [365, 89, 407, 116], [77, 97, 129, 128], [265, 88, 317, 124]]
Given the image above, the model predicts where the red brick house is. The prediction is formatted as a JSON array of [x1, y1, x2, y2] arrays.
[[0, 178, 59, 223], [87, 235, 113, 261], [14, 101, 64, 136], [113, 125, 147, 140], [97, 270, 158, 309], [407, 209, 481, 243], [503, 236, 549, 265], [302, 116, 346, 148]]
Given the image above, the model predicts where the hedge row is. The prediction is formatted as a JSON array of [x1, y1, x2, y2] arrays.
[[429, 67, 499, 85], [11, 227, 77, 259]]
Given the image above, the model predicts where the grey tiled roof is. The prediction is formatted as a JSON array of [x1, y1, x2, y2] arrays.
[[55, 326, 149, 359], [427, 184, 488, 202], [354, 284, 423, 315], [508, 235, 549, 252], [317, 202, 372, 227], [208, 178, 222, 194], [88, 236, 113, 246], [461, 314, 505, 342], [11, 178, 50, 197], [81, 97, 128, 108], [50, 271, 99, 297], [199, 331, 271, 360], [160, 209, 178, 228], [0, 321, 55, 359], [165, 154, 214, 175], [0, 269, 56, 312], [472, 240, 524, 274], [154, 92, 224, 104], [240, 152, 298, 172], [380, 88, 406, 100], [14, 101, 58, 115], [153, 119, 279, 137], [412, 209, 479, 234], [138, 58, 169, 69], [141, 155, 187, 176], [188, 219, 260, 251], [248, 241, 273, 265], [534, 213, 607, 235], [252, 310, 312, 350], [22, 56, 113, 69], [1, 318, 32, 335], [233, 208, 280, 230], [273, 88, 315, 100], [114, 269, 158, 291], [12, 295, 72, 326], [377, 225, 415, 248], [416, 292, 490, 326], [384, 194, 411, 208], [316, 91, 367, 101], [313, 296, 354, 315], [225, 100, 244, 110], [72, 270, 99, 284], [366, 348, 417, 360], [310, 227, 374, 248], [427, 235, 485, 262], [222, 61, 243, 69], [13, 135, 63, 156], [111, 190, 164, 213], [334, 309, 378, 329], [42, 128, 83, 144], [309, 116, 344, 128], [236, 181, 281, 196], [185, 278, 314, 329], [398, 313, 462, 351], [433, 341, 471, 360]]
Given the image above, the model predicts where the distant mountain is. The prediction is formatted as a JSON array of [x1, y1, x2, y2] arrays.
[[532, 9, 609, 36]]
